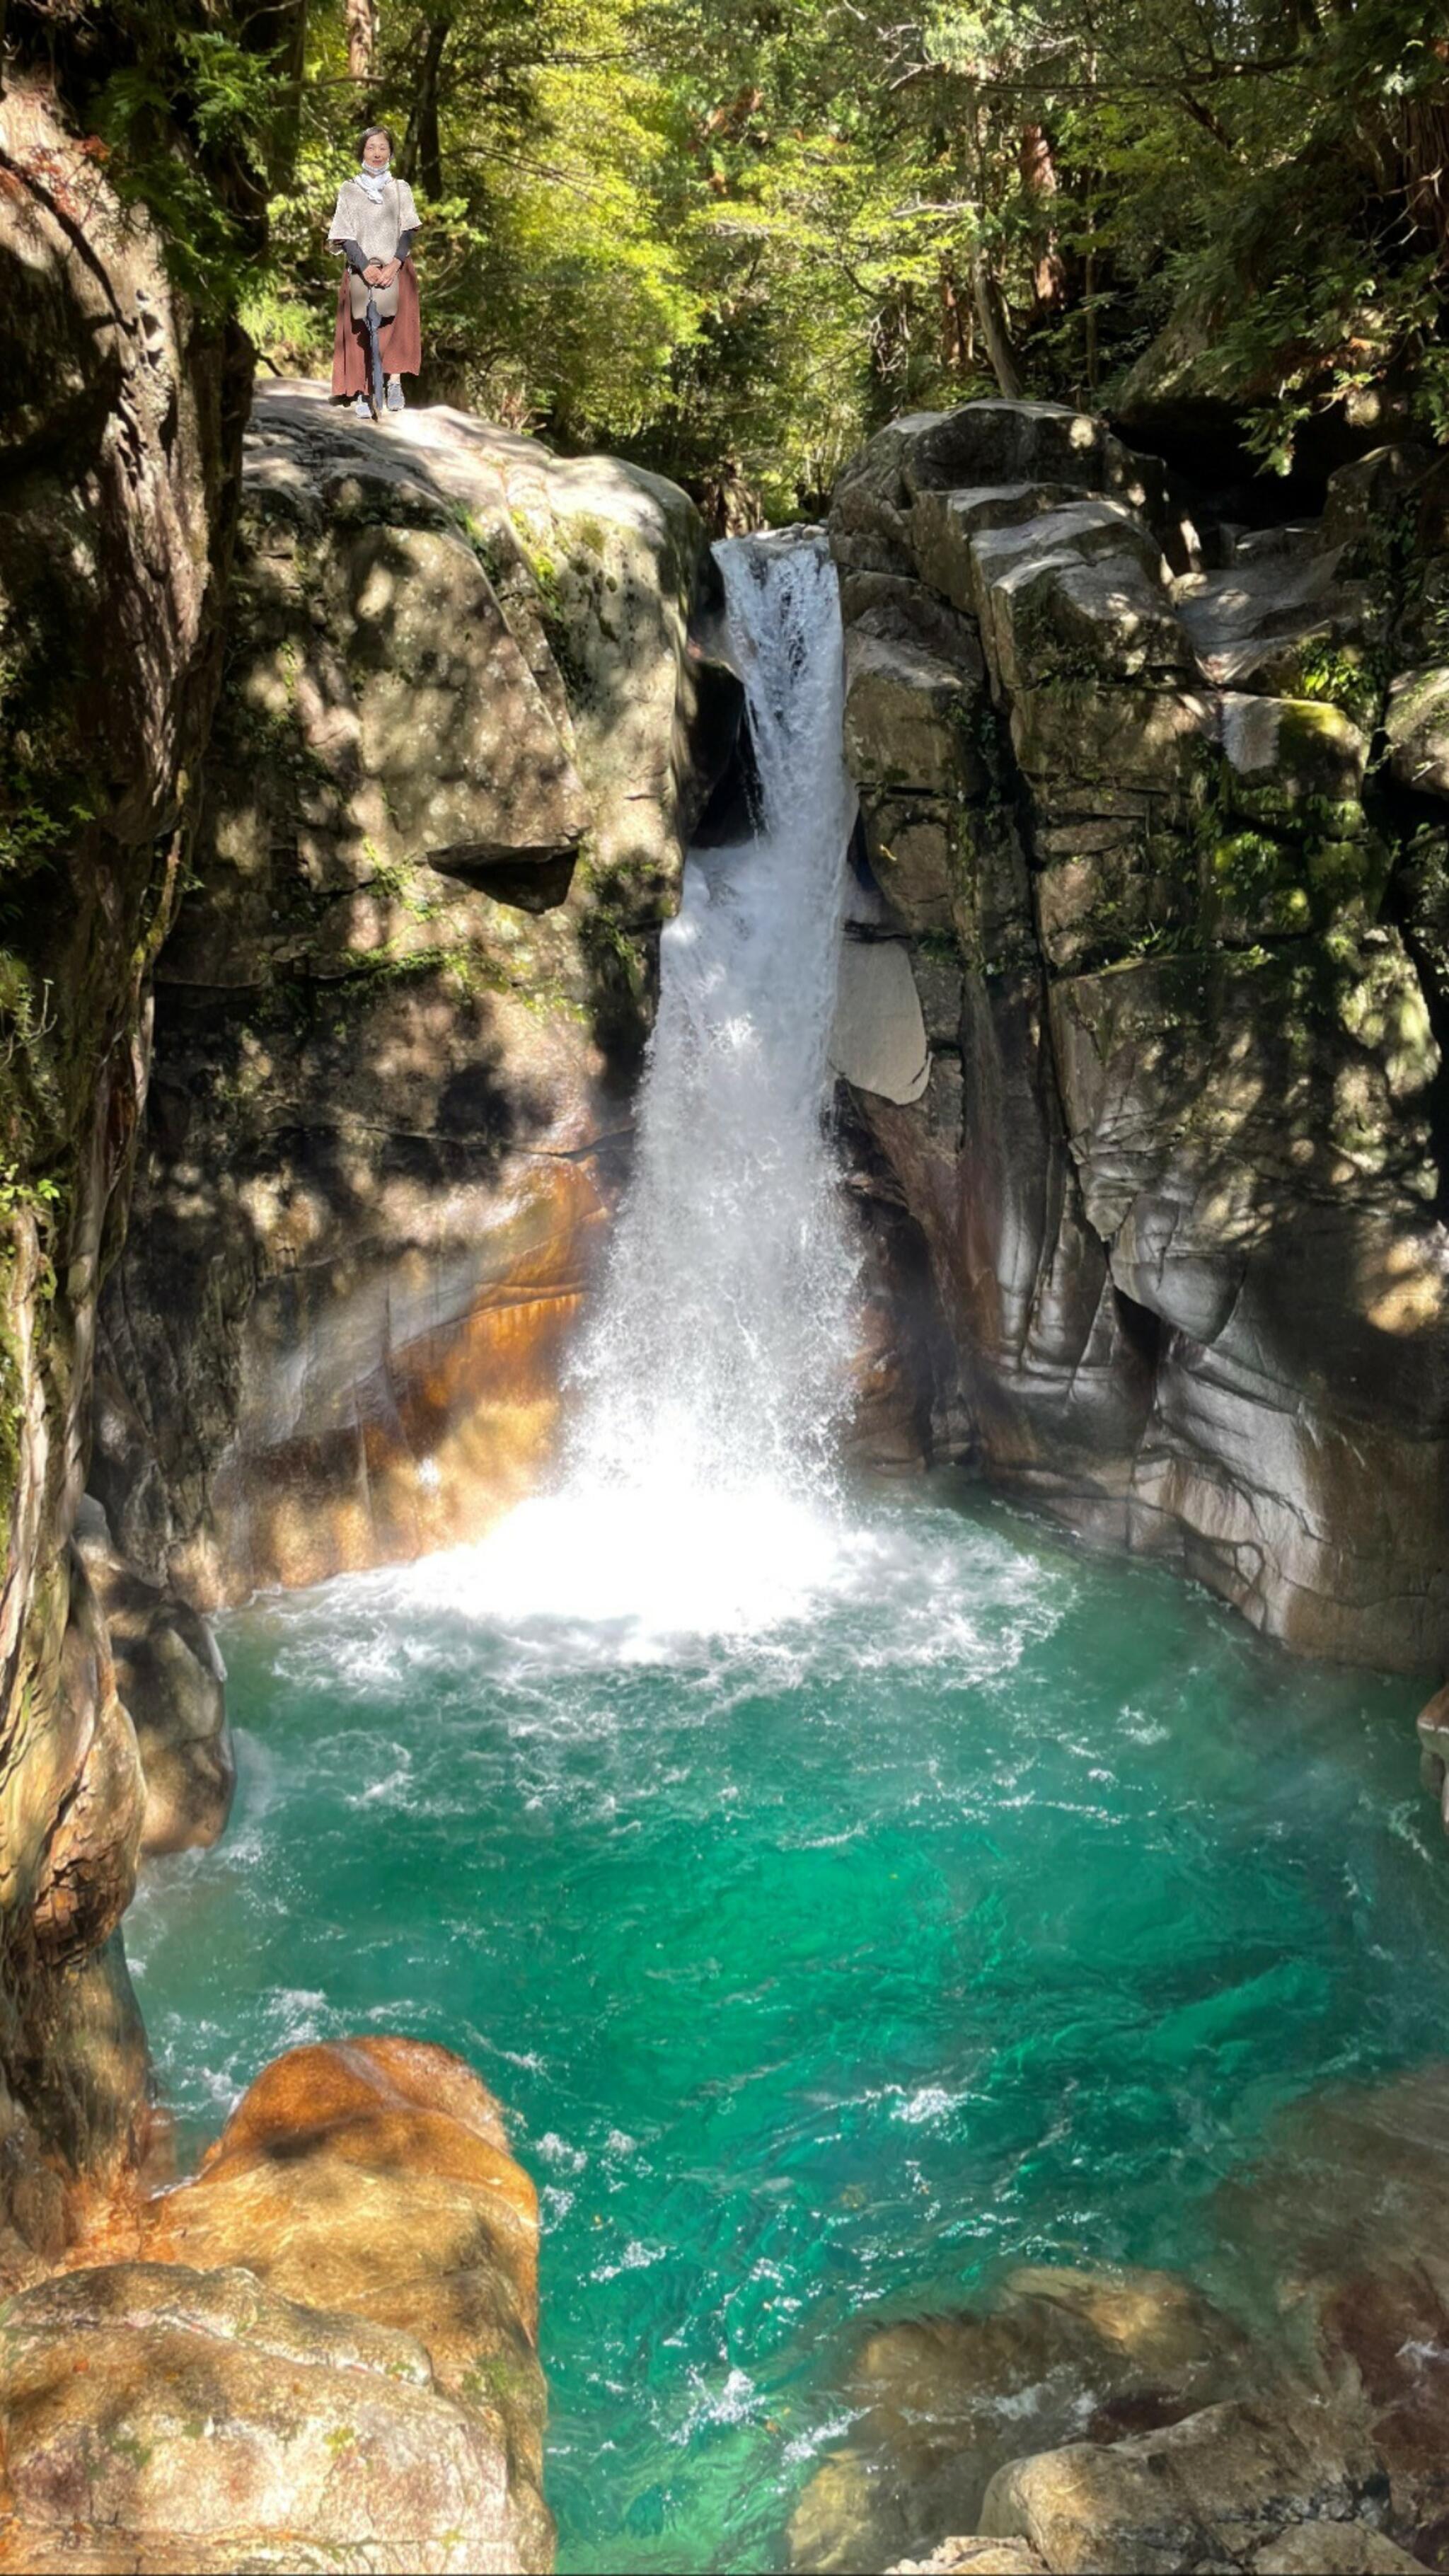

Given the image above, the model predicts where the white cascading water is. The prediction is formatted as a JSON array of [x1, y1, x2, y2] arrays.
[[567, 529, 859, 1498], [409, 527, 861, 1644]]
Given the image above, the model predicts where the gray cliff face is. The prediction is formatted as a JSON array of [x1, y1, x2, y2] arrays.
[[96, 386, 727, 1607], [0, 72, 249, 2260], [829, 400, 1449, 1670]]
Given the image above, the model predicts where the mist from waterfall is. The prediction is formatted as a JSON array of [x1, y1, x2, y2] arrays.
[[410, 528, 862, 1643]]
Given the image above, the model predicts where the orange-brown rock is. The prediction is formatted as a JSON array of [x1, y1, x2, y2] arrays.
[[144, 2040, 548, 2536], [0, 2038, 552, 2574]]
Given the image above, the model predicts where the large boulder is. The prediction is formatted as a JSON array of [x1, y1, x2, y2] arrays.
[[144, 2038, 545, 2435], [0, 2036, 551, 2573], [829, 396, 1449, 1666], [96, 386, 715, 1606], [978, 2398, 1395, 2576]]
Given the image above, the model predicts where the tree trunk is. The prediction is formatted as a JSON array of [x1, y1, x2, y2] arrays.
[[345, 0, 375, 86], [1020, 120, 1064, 314], [940, 265, 969, 373], [969, 91, 1023, 399], [407, 18, 447, 197], [970, 244, 1023, 398], [1084, 199, 1099, 398]]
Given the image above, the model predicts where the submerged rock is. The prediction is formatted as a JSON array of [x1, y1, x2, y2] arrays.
[[789, 2261, 1249, 2573], [0, 2036, 553, 2572], [830, 935, 931, 1105]]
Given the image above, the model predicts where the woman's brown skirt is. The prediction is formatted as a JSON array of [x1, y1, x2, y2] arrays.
[[330, 258, 421, 397]]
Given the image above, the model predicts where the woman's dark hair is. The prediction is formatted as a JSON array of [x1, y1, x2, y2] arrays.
[[359, 125, 393, 154]]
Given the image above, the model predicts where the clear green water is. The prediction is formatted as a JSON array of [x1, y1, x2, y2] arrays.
[[128, 1479, 1441, 2574]]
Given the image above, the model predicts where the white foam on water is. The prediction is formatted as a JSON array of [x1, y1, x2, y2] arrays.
[[403, 1482, 849, 1653], [266, 1489, 1073, 1699]]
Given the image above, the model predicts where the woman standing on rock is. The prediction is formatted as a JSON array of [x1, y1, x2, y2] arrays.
[[328, 127, 422, 417]]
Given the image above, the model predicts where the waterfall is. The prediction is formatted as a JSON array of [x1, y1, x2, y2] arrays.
[[419, 529, 862, 1644], [566, 528, 859, 1505]]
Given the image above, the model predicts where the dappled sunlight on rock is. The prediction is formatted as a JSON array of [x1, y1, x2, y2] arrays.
[[829, 397, 1449, 1667]]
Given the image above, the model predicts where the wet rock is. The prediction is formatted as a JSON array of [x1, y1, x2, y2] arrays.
[[1206, 2059, 1449, 2556], [978, 2396, 1389, 2576], [1417, 1683, 1449, 1825], [1212, 2064, 1449, 2319], [829, 936, 930, 1104], [57, 2037, 555, 2570], [1046, 935, 1448, 1662], [831, 395, 1449, 1663], [788, 2263, 1247, 2575], [1307, 2262, 1449, 2565], [72, 1500, 233, 1857]]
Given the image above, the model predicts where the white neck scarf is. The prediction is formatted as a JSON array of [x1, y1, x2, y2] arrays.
[[356, 162, 390, 202]]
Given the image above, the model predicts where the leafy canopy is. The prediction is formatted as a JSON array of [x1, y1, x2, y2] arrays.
[[98, 0, 1449, 509]]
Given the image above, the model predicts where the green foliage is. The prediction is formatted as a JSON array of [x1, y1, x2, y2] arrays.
[[1292, 644, 1382, 735], [72, 0, 1449, 504], [83, 5, 287, 313]]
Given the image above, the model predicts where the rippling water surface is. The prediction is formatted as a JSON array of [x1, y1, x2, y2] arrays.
[[129, 1478, 1441, 2573]]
